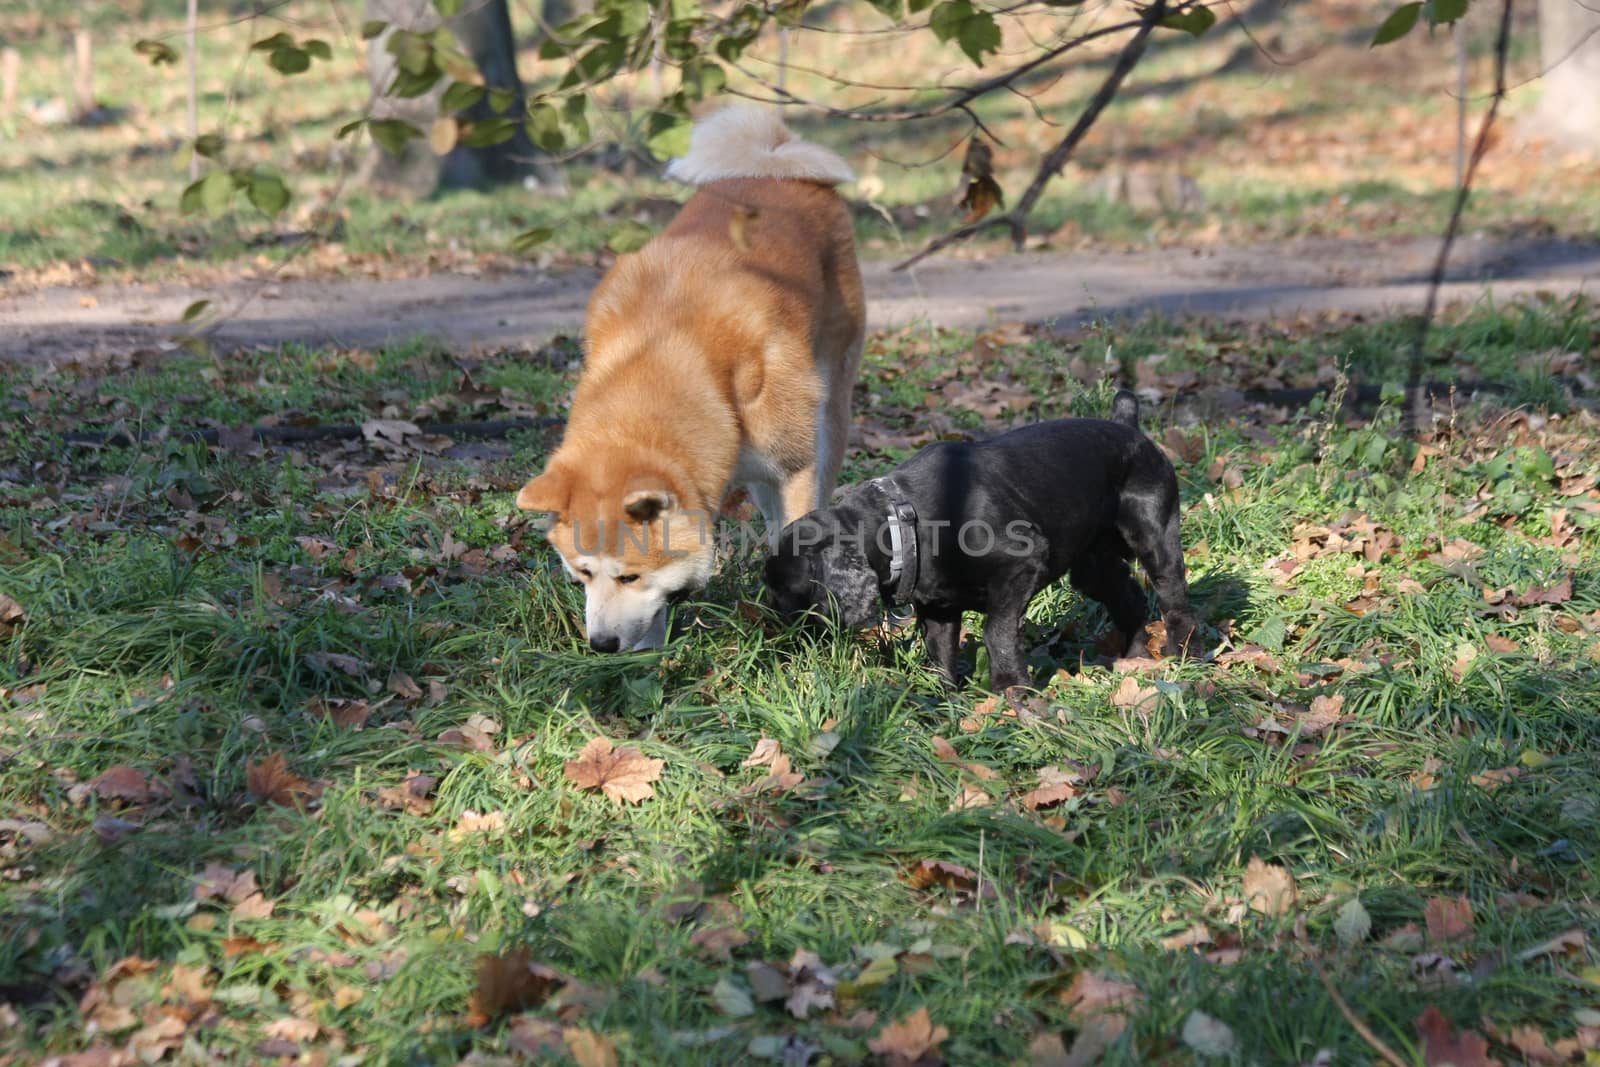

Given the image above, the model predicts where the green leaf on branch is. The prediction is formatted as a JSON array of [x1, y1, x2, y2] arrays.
[[391, 67, 444, 98], [368, 118, 423, 155], [388, 30, 433, 75], [244, 172, 290, 217], [525, 103, 566, 151], [361, 19, 389, 39], [1160, 6, 1216, 36], [929, 0, 1002, 66], [268, 46, 311, 75], [680, 59, 726, 101], [645, 110, 692, 161], [488, 87, 519, 114], [563, 93, 590, 142], [303, 38, 333, 60], [441, 81, 486, 113], [1427, 0, 1467, 24], [181, 169, 239, 218], [336, 118, 368, 140], [459, 117, 520, 147], [511, 227, 554, 255], [133, 39, 179, 66], [251, 32, 296, 53], [193, 133, 225, 159], [1371, 2, 1422, 45], [180, 300, 211, 323]]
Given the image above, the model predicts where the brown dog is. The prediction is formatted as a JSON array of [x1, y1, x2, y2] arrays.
[[516, 107, 866, 651]]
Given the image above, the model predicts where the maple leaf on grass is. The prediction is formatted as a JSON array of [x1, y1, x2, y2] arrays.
[[1424, 894, 1474, 943], [564, 1026, 618, 1067], [869, 1005, 950, 1066], [564, 736, 664, 805], [466, 947, 562, 1026], [1242, 855, 1297, 917], [1415, 1005, 1500, 1067], [246, 752, 322, 808], [91, 765, 167, 805]]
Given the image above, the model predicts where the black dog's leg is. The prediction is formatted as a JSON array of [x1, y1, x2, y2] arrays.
[[1069, 542, 1147, 657], [983, 559, 1051, 692], [920, 609, 962, 689], [1125, 510, 1199, 656]]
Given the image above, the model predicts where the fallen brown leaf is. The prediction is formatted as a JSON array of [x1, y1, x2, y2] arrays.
[[1415, 1005, 1500, 1067], [246, 752, 321, 808], [1242, 856, 1297, 917], [563, 1027, 618, 1067], [1424, 894, 1474, 944], [467, 947, 562, 1026], [564, 737, 664, 805], [306, 696, 371, 730], [932, 735, 999, 780], [91, 765, 166, 805], [869, 1005, 950, 1066]]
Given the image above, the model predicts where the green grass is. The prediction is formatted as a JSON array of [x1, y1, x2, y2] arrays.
[[2, 301, 1599, 1064]]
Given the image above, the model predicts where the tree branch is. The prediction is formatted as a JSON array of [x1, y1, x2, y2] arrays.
[[1405, 0, 1514, 434], [725, 14, 1152, 126], [892, 0, 1167, 272]]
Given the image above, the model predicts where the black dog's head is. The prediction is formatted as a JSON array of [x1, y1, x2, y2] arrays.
[[763, 507, 882, 630]]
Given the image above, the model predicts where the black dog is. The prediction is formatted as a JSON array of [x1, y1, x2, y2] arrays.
[[763, 390, 1198, 691]]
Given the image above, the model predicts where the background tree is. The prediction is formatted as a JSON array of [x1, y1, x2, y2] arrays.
[[363, 0, 564, 196], [1534, 0, 1600, 153]]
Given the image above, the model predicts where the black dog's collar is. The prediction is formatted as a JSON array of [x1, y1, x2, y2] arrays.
[[872, 479, 919, 608]]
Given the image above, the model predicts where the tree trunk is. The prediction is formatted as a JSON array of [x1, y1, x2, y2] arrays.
[[362, 0, 563, 197], [1536, 0, 1600, 153]]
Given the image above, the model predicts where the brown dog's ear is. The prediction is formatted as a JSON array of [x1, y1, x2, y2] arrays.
[[516, 467, 571, 513], [622, 487, 677, 524]]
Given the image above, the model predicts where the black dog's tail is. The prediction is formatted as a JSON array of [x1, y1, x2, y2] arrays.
[[1111, 389, 1140, 429]]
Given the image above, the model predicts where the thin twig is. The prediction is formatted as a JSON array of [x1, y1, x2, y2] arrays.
[[1312, 961, 1407, 1067], [726, 15, 1152, 126], [892, 1, 1166, 272], [1405, 0, 1514, 434]]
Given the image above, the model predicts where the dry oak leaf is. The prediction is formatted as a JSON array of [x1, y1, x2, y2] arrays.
[[741, 737, 784, 768], [1299, 694, 1345, 737], [869, 1005, 950, 1066], [466, 947, 562, 1026], [127, 1014, 187, 1062], [564, 736, 664, 805], [1425, 894, 1475, 944], [263, 1016, 319, 1043], [1060, 970, 1141, 1024], [377, 770, 438, 816], [932, 736, 999, 780], [563, 1027, 618, 1067], [91, 765, 167, 806], [1020, 765, 1082, 811], [1110, 675, 1158, 710], [449, 810, 507, 839], [246, 752, 322, 808], [1415, 1005, 1500, 1067], [1242, 856, 1297, 917], [306, 696, 371, 730]]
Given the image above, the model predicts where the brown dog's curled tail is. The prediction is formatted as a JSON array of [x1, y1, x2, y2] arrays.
[[663, 106, 855, 187], [1111, 389, 1140, 429]]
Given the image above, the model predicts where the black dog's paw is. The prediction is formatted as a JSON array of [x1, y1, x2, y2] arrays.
[[1163, 613, 1201, 658]]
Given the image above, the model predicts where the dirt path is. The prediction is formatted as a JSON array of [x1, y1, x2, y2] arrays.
[[3, 235, 1598, 363]]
